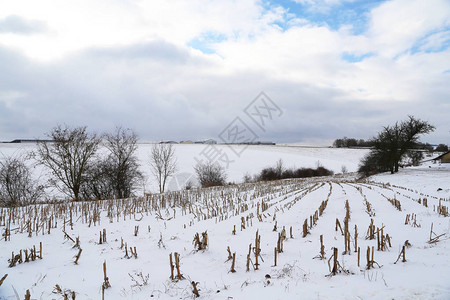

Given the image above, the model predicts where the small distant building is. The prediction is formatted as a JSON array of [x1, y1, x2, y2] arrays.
[[180, 140, 193, 144], [258, 141, 276, 145], [203, 139, 217, 144], [433, 151, 450, 163], [159, 141, 178, 144], [244, 141, 275, 145], [9, 139, 53, 143], [194, 139, 217, 144]]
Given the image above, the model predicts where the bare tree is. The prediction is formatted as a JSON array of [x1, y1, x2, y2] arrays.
[[103, 127, 142, 198], [275, 159, 284, 178], [194, 161, 227, 188], [150, 144, 177, 193], [36, 125, 101, 200], [81, 127, 142, 200], [359, 116, 434, 175], [341, 165, 348, 174], [0, 155, 44, 207], [242, 172, 253, 183]]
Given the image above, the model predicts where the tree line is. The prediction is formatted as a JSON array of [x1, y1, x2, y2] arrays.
[[333, 138, 375, 148], [334, 137, 446, 153]]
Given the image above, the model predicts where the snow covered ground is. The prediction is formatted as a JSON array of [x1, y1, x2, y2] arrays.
[[0, 145, 449, 299]]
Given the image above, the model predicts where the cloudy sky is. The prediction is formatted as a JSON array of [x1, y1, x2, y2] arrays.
[[0, 0, 449, 144]]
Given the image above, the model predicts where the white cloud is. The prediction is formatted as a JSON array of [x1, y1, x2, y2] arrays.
[[203, 0, 450, 104], [0, 0, 285, 61], [367, 0, 450, 57]]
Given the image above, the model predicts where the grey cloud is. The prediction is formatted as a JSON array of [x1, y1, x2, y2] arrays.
[[0, 15, 48, 34], [0, 43, 215, 141], [0, 42, 448, 145], [87, 40, 192, 63]]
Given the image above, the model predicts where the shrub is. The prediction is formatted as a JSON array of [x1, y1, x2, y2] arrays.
[[435, 144, 448, 152], [81, 157, 116, 200], [0, 156, 44, 207], [259, 167, 278, 181], [358, 151, 389, 176], [194, 161, 227, 188], [405, 150, 424, 166], [315, 166, 333, 177]]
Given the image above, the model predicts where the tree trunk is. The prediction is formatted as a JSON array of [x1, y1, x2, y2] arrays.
[[162, 177, 167, 193]]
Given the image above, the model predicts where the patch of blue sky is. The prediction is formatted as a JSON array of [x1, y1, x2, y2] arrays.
[[187, 32, 227, 54], [409, 27, 450, 55], [259, 1, 292, 31], [341, 52, 374, 62], [270, 19, 291, 31], [266, 0, 386, 34]]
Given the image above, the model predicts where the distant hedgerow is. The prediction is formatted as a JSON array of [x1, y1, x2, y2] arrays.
[[255, 159, 333, 182]]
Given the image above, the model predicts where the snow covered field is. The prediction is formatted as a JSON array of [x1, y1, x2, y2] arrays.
[[0, 143, 369, 194], [0, 145, 449, 299]]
